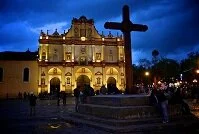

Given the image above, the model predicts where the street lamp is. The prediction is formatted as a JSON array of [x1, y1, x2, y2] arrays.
[[196, 69, 199, 74], [145, 71, 149, 76], [144, 71, 150, 88]]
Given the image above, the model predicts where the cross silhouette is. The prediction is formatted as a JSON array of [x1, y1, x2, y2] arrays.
[[104, 5, 148, 94]]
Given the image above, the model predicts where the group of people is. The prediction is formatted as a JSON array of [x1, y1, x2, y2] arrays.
[[150, 89, 169, 123], [28, 91, 68, 116], [149, 84, 191, 123], [57, 91, 67, 106], [73, 84, 95, 112], [18, 91, 29, 100]]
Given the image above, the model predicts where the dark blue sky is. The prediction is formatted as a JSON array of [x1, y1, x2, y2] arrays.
[[0, 0, 199, 64]]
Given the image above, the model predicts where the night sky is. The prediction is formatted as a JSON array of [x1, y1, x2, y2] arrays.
[[0, 0, 199, 64]]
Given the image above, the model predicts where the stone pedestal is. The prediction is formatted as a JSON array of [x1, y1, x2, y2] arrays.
[[67, 94, 199, 133], [78, 94, 181, 119]]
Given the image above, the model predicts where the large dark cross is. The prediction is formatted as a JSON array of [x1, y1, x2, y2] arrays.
[[104, 5, 148, 94]]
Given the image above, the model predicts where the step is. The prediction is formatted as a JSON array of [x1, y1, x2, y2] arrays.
[[65, 112, 199, 133], [78, 104, 182, 119], [88, 94, 150, 106]]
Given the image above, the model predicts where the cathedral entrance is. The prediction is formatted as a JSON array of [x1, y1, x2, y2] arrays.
[[107, 77, 116, 86], [76, 75, 90, 88], [50, 77, 60, 95], [107, 77, 117, 93]]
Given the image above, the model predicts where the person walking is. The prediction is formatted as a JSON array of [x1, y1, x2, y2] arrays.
[[74, 86, 80, 112], [62, 92, 67, 105], [29, 92, 37, 116], [57, 91, 60, 106], [100, 85, 107, 95], [157, 89, 169, 123]]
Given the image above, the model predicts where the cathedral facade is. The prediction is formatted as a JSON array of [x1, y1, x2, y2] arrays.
[[0, 16, 125, 98]]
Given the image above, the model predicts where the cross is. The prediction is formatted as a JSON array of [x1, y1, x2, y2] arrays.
[[104, 5, 148, 94]]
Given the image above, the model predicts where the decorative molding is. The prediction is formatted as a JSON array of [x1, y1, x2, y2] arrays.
[[95, 71, 102, 75], [65, 72, 72, 76]]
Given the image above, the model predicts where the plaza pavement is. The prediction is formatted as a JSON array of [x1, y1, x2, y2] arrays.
[[0, 97, 110, 134], [1, 97, 199, 134]]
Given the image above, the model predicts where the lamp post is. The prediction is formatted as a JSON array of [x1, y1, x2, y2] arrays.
[[196, 69, 199, 74], [145, 71, 149, 76], [145, 71, 150, 87]]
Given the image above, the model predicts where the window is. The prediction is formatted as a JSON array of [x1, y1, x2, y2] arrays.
[[41, 78, 45, 84], [53, 68, 57, 74], [120, 54, 124, 61], [80, 57, 87, 65], [109, 50, 112, 54], [110, 68, 113, 74], [23, 68, 29, 82], [109, 49, 113, 61], [121, 78, 124, 85], [66, 52, 71, 60], [80, 29, 86, 37], [108, 55, 113, 61], [74, 27, 79, 37], [81, 47, 86, 54], [82, 68, 85, 73], [0, 67, 3, 82], [97, 77, 101, 84], [53, 54, 58, 61], [96, 53, 101, 60], [42, 52, 46, 60], [67, 77, 70, 84]]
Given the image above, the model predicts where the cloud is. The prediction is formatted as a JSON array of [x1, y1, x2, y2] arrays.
[[0, 21, 37, 51], [0, 0, 199, 63], [30, 22, 68, 34]]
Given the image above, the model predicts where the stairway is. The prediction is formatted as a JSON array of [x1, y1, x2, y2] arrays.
[[66, 95, 199, 133]]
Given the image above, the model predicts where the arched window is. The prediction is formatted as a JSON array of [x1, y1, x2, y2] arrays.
[[67, 77, 70, 84], [42, 52, 46, 60], [97, 77, 101, 84], [0, 67, 3, 82], [23, 68, 29, 82]]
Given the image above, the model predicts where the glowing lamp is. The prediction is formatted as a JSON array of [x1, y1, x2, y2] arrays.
[[145, 71, 149, 76], [196, 69, 199, 74], [81, 37, 86, 41]]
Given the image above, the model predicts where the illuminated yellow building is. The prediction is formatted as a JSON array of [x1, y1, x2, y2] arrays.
[[0, 16, 125, 98]]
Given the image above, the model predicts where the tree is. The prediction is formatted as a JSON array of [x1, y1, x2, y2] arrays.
[[138, 58, 151, 69], [152, 49, 160, 86], [152, 49, 159, 65], [180, 51, 199, 82], [155, 58, 180, 82]]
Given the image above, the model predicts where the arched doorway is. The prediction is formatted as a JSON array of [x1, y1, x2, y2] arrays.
[[50, 77, 60, 94], [107, 77, 116, 85], [76, 75, 90, 88], [107, 77, 117, 94]]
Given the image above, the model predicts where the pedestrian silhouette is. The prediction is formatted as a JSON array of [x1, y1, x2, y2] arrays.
[[57, 91, 60, 106], [62, 92, 67, 105], [74, 86, 80, 112], [29, 92, 37, 116]]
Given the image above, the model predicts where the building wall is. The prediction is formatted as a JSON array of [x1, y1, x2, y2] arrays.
[[37, 16, 126, 94], [0, 16, 126, 98], [0, 60, 38, 98]]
